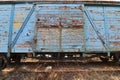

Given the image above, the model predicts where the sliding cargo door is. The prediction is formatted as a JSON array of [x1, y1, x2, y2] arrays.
[[35, 4, 85, 52]]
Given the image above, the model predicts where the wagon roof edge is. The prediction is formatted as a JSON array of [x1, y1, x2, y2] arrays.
[[0, 0, 120, 5]]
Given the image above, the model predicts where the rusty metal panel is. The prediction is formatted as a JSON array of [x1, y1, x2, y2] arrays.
[[85, 6, 106, 51], [12, 4, 33, 41], [36, 28, 60, 52], [85, 5, 120, 52], [36, 4, 84, 52], [105, 6, 120, 51], [0, 4, 11, 52], [11, 4, 36, 52]]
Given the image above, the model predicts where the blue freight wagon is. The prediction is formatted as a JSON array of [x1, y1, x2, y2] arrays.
[[0, 0, 120, 69]]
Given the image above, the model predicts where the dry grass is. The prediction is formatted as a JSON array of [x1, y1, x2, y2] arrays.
[[1, 71, 120, 80]]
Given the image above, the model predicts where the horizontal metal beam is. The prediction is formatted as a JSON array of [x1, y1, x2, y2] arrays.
[[0, 0, 120, 2], [0, 1, 120, 6]]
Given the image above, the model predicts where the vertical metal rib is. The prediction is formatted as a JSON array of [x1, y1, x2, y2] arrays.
[[59, 18, 62, 52], [8, 4, 15, 57]]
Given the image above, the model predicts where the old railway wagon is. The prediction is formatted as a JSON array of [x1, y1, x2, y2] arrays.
[[0, 0, 120, 69]]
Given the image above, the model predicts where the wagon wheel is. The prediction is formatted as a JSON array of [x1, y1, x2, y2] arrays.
[[11, 55, 21, 63], [0, 57, 7, 70], [14, 55, 21, 63], [100, 56, 109, 62], [112, 53, 119, 63]]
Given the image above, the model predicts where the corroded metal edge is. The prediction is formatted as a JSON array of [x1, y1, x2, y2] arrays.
[[0, 0, 120, 5]]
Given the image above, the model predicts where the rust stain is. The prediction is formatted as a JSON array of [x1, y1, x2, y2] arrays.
[[68, 25, 83, 29], [110, 42, 120, 46], [25, 7, 31, 10], [0, 0, 120, 2], [78, 5, 83, 11], [107, 11, 116, 16], [36, 19, 83, 28], [89, 38, 97, 41], [59, 18, 62, 27], [110, 25, 115, 31], [17, 41, 32, 48], [109, 25, 120, 31], [59, 6, 71, 10], [72, 20, 83, 25], [116, 36, 120, 40]]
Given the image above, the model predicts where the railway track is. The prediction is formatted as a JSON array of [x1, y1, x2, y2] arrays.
[[1, 61, 120, 80], [2, 61, 120, 72]]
